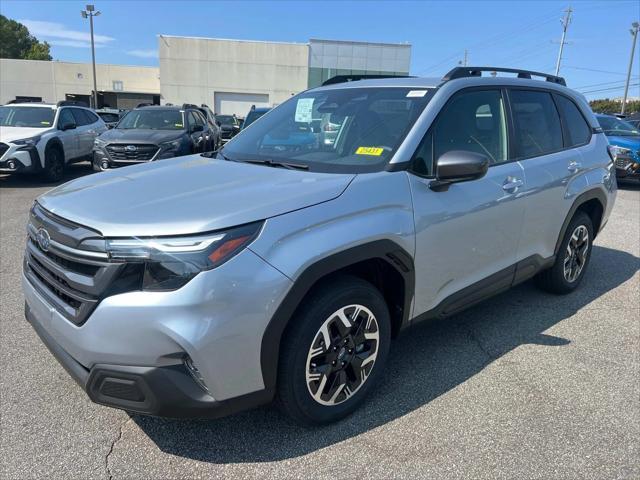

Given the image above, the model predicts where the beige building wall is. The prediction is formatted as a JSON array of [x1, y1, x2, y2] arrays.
[[159, 35, 309, 115], [0, 58, 159, 104]]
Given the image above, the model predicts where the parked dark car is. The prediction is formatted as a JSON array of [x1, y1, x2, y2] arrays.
[[92, 104, 216, 171], [215, 114, 241, 142], [596, 113, 640, 181], [195, 104, 222, 149], [95, 108, 124, 129], [242, 106, 271, 130]]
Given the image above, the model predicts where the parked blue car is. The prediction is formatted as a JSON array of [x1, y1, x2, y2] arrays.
[[596, 114, 640, 180]]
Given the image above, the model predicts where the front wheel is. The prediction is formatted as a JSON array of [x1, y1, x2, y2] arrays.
[[276, 275, 391, 425], [535, 211, 594, 294], [42, 146, 64, 183]]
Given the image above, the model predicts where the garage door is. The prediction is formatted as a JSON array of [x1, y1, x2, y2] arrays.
[[214, 92, 270, 117]]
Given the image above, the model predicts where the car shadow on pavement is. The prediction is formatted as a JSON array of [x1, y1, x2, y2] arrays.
[[133, 245, 638, 464], [0, 162, 94, 188]]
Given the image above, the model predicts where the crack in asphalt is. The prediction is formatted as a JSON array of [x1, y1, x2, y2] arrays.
[[105, 417, 133, 480]]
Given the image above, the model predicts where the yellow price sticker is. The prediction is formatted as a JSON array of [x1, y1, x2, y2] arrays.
[[356, 147, 384, 156]]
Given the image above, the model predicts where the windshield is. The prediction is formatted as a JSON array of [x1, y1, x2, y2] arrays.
[[221, 87, 433, 173], [243, 109, 269, 129], [217, 115, 237, 126], [597, 116, 640, 137], [117, 109, 184, 130], [0, 106, 55, 128]]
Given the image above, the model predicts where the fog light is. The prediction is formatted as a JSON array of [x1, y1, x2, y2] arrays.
[[7, 160, 16, 169], [101, 160, 109, 170], [184, 356, 211, 395]]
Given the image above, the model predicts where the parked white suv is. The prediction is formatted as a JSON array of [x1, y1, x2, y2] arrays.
[[0, 102, 107, 181]]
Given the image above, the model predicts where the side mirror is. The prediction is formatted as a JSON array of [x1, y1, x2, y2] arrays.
[[60, 121, 76, 131], [430, 150, 489, 191], [190, 124, 204, 133]]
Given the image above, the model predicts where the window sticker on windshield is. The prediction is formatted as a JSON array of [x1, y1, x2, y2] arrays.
[[175, 123, 183, 127], [294, 98, 314, 123], [40, 121, 51, 125], [356, 147, 384, 156], [406, 90, 428, 98]]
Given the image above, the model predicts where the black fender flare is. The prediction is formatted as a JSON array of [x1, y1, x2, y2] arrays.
[[259, 239, 414, 395], [44, 138, 65, 167], [554, 188, 607, 256]]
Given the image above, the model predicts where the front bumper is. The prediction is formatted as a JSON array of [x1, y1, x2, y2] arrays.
[[26, 303, 271, 418], [22, 247, 293, 417], [0, 143, 40, 173]]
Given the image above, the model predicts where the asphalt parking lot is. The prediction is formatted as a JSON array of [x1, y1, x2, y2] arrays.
[[1, 164, 638, 480]]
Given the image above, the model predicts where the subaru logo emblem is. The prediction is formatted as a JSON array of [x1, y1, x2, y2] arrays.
[[36, 228, 51, 252], [125, 145, 137, 152]]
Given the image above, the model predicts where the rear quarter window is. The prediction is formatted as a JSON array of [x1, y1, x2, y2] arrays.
[[554, 95, 591, 147]]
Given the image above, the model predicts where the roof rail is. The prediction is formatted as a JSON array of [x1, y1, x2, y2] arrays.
[[442, 67, 566, 86], [57, 100, 89, 107], [322, 74, 414, 86], [182, 103, 199, 110]]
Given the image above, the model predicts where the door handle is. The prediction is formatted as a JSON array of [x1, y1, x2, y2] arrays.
[[502, 178, 523, 192], [567, 161, 581, 172]]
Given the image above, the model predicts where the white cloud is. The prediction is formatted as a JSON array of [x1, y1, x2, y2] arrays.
[[126, 49, 157, 58], [20, 19, 115, 48]]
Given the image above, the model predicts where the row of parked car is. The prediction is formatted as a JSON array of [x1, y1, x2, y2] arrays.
[[0, 100, 271, 181], [0, 95, 637, 183]]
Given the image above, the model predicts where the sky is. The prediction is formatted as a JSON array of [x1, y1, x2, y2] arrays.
[[1, 0, 638, 100]]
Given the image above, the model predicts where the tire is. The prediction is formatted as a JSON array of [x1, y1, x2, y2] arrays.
[[535, 210, 594, 294], [276, 275, 391, 425], [42, 145, 64, 182]]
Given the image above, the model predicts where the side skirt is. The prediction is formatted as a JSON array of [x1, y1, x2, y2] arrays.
[[411, 254, 555, 324]]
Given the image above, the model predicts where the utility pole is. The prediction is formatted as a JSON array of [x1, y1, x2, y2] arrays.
[[621, 22, 639, 115], [459, 49, 468, 67], [555, 6, 572, 76], [81, 5, 101, 109]]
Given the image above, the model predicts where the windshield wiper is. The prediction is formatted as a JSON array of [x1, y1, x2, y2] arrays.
[[241, 158, 309, 170]]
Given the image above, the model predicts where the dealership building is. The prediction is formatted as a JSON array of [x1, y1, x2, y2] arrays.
[[0, 36, 411, 115]]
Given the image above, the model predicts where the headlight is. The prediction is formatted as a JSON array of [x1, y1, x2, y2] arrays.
[[94, 137, 107, 147], [13, 135, 41, 146], [607, 145, 631, 161], [160, 139, 182, 150], [105, 222, 263, 291]]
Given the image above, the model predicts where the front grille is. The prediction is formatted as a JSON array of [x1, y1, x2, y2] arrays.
[[106, 144, 159, 162], [23, 203, 133, 325], [0, 142, 9, 158]]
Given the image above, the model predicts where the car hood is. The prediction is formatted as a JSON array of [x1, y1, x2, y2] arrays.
[[606, 135, 640, 151], [38, 155, 355, 237], [98, 128, 184, 144], [0, 126, 51, 143]]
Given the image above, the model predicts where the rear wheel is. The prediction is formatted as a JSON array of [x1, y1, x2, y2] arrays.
[[42, 146, 64, 182], [276, 275, 391, 425], [535, 211, 593, 294]]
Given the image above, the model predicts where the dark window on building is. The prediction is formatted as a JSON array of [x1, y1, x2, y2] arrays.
[[510, 90, 563, 158], [555, 95, 591, 147]]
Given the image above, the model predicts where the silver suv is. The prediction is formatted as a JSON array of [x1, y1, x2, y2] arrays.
[[22, 67, 616, 425], [0, 102, 107, 181]]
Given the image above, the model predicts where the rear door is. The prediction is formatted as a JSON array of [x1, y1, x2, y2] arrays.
[[508, 89, 587, 261], [409, 88, 527, 315]]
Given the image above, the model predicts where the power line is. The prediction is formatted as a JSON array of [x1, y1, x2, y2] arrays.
[[575, 77, 640, 89], [579, 83, 639, 95], [563, 66, 633, 76]]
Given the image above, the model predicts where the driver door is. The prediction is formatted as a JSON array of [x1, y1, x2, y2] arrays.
[[409, 88, 526, 316], [56, 108, 79, 161]]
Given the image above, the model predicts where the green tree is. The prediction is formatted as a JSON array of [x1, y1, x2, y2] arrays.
[[0, 15, 51, 60], [589, 98, 640, 115]]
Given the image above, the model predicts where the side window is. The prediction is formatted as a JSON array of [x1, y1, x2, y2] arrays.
[[70, 108, 89, 126], [57, 108, 75, 128], [433, 90, 508, 165], [195, 111, 207, 126], [187, 111, 201, 129], [510, 90, 563, 158], [84, 109, 100, 124], [554, 95, 591, 147], [411, 131, 433, 176]]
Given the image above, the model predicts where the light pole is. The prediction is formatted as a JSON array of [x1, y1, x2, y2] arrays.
[[81, 4, 100, 109], [554, 6, 572, 77], [621, 22, 639, 115]]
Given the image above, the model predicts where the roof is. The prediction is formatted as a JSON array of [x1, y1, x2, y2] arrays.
[[313, 76, 442, 90], [3, 103, 56, 109]]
